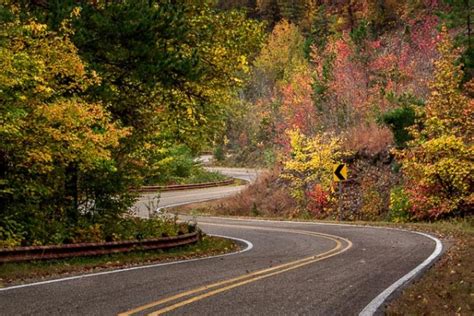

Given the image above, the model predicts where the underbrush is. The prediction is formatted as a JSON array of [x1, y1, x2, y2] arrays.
[[200, 170, 297, 217], [142, 144, 227, 186], [144, 164, 227, 186], [176, 168, 227, 185], [182, 160, 399, 221], [0, 214, 196, 248]]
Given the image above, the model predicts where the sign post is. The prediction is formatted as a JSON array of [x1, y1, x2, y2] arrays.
[[333, 164, 348, 220]]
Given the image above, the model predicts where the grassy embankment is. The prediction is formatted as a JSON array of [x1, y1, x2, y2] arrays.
[[0, 235, 238, 288]]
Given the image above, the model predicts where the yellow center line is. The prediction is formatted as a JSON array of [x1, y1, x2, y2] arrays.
[[148, 244, 347, 316], [118, 223, 352, 316]]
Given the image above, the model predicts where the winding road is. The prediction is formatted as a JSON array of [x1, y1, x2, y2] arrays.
[[0, 168, 442, 315], [133, 168, 259, 218]]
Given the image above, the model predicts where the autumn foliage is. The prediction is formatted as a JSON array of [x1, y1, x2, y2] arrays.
[[221, 2, 472, 222], [397, 28, 473, 220], [0, 2, 264, 246], [1, 0, 473, 250]]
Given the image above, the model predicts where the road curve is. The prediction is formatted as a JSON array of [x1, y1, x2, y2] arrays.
[[133, 168, 258, 218], [0, 216, 441, 315]]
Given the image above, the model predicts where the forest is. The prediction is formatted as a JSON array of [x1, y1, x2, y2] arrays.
[[0, 0, 472, 247]]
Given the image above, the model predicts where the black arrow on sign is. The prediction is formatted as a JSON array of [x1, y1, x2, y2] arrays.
[[334, 164, 346, 181]]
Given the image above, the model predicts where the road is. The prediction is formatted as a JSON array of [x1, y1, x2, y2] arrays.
[[132, 168, 258, 218], [0, 168, 442, 315], [0, 216, 441, 315]]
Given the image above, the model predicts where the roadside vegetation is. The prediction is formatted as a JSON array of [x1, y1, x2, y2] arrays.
[[0, 2, 263, 248], [0, 213, 198, 248], [141, 145, 227, 186], [0, 235, 238, 288], [213, 2, 472, 224], [2, 1, 470, 244]]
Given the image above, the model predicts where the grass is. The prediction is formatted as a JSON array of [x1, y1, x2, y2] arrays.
[[176, 203, 473, 315], [0, 235, 239, 288]]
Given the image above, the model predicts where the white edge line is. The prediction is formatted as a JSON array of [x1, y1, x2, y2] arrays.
[[193, 215, 444, 315], [0, 235, 253, 292], [358, 231, 443, 316]]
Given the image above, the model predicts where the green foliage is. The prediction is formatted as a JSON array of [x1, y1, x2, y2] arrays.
[[0, 217, 24, 248], [0, 3, 264, 246], [144, 144, 226, 185], [389, 186, 411, 222], [72, 2, 264, 152], [263, 148, 276, 167], [213, 145, 225, 162], [101, 216, 183, 242], [142, 144, 194, 185], [350, 19, 370, 47], [185, 169, 227, 185], [380, 93, 422, 148]]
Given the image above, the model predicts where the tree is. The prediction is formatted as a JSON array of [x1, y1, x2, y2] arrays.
[[439, 0, 473, 80], [424, 26, 473, 137], [253, 19, 306, 86], [0, 10, 128, 244], [278, 65, 318, 136], [280, 129, 347, 214], [398, 27, 473, 219]]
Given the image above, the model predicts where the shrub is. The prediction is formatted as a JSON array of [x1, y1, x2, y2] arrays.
[[0, 218, 24, 248], [401, 135, 473, 219], [280, 129, 348, 212], [343, 123, 393, 155], [381, 105, 416, 148], [306, 184, 332, 218], [389, 186, 411, 222], [0, 213, 192, 248], [71, 224, 104, 244], [184, 169, 226, 184], [361, 186, 384, 221], [143, 144, 197, 185], [211, 169, 297, 217], [213, 145, 225, 162]]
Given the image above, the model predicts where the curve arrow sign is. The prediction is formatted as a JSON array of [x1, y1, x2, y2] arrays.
[[333, 164, 348, 182]]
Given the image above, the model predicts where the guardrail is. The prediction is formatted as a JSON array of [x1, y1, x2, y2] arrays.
[[137, 179, 234, 193], [0, 231, 200, 263]]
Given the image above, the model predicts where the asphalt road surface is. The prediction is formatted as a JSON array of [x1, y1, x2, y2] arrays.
[[133, 168, 259, 218], [0, 215, 441, 316]]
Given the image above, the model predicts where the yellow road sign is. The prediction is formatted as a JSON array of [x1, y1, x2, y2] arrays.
[[333, 164, 348, 182]]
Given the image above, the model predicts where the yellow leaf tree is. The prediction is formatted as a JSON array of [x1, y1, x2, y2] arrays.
[[280, 129, 347, 216], [0, 14, 128, 244], [399, 27, 474, 220]]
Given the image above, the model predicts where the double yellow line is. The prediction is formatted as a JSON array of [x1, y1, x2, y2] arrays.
[[118, 223, 352, 316]]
